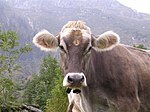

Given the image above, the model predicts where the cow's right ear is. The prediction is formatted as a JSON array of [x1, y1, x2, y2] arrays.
[[33, 30, 59, 51]]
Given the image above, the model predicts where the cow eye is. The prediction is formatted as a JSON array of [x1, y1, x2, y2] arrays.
[[59, 45, 64, 50], [87, 46, 92, 52], [59, 45, 66, 53], [84, 46, 92, 55]]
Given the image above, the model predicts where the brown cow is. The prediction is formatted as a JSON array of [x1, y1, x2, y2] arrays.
[[33, 20, 150, 112]]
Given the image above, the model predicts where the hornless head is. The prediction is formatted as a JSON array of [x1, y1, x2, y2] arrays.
[[32, 20, 120, 88]]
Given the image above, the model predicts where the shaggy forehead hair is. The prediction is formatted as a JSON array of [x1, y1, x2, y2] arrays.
[[61, 20, 91, 34]]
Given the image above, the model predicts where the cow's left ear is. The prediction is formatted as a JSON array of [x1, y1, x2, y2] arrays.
[[92, 31, 120, 51]]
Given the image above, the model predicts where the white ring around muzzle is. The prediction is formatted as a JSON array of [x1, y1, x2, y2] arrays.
[[63, 72, 87, 87]]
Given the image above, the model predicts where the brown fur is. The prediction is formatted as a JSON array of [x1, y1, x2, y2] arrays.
[[97, 34, 118, 48], [61, 21, 91, 34], [83, 45, 150, 112], [33, 30, 58, 50], [63, 21, 86, 30], [94, 31, 120, 50], [60, 35, 150, 112]]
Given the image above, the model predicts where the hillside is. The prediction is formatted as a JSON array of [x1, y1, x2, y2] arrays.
[[1, 0, 150, 46]]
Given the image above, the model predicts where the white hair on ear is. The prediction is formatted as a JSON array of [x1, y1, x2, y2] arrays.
[[32, 29, 48, 44], [100, 31, 120, 41], [101, 31, 120, 43], [94, 31, 120, 52], [32, 29, 58, 52], [35, 44, 58, 52]]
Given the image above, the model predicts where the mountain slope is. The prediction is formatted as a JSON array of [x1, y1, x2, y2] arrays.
[[2, 0, 150, 47]]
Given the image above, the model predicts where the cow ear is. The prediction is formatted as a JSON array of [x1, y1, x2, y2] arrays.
[[33, 30, 59, 51], [93, 31, 120, 51]]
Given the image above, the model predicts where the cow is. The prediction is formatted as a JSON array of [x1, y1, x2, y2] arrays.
[[33, 20, 150, 112]]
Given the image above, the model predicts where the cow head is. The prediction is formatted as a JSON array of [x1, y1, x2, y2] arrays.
[[33, 21, 120, 88]]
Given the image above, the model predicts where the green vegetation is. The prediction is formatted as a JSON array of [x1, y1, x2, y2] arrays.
[[0, 28, 67, 111], [133, 44, 149, 50], [0, 29, 32, 111], [24, 54, 67, 111], [45, 64, 68, 112]]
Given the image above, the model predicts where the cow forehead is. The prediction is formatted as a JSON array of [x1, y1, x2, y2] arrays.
[[60, 28, 91, 42], [60, 20, 91, 34]]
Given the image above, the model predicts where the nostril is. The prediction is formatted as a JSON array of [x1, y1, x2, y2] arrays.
[[80, 76, 84, 82], [68, 76, 74, 84]]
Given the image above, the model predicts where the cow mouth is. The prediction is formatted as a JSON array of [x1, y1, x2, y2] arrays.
[[66, 88, 81, 94]]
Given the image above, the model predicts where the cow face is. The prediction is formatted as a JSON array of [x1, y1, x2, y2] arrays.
[[33, 21, 120, 88]]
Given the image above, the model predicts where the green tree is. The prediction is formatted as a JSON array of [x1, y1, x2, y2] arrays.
[[24, 55, 67, 110], [133, 44, 148, 50], [0, 29, 32, 111], [45, 69, 68, 112]]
